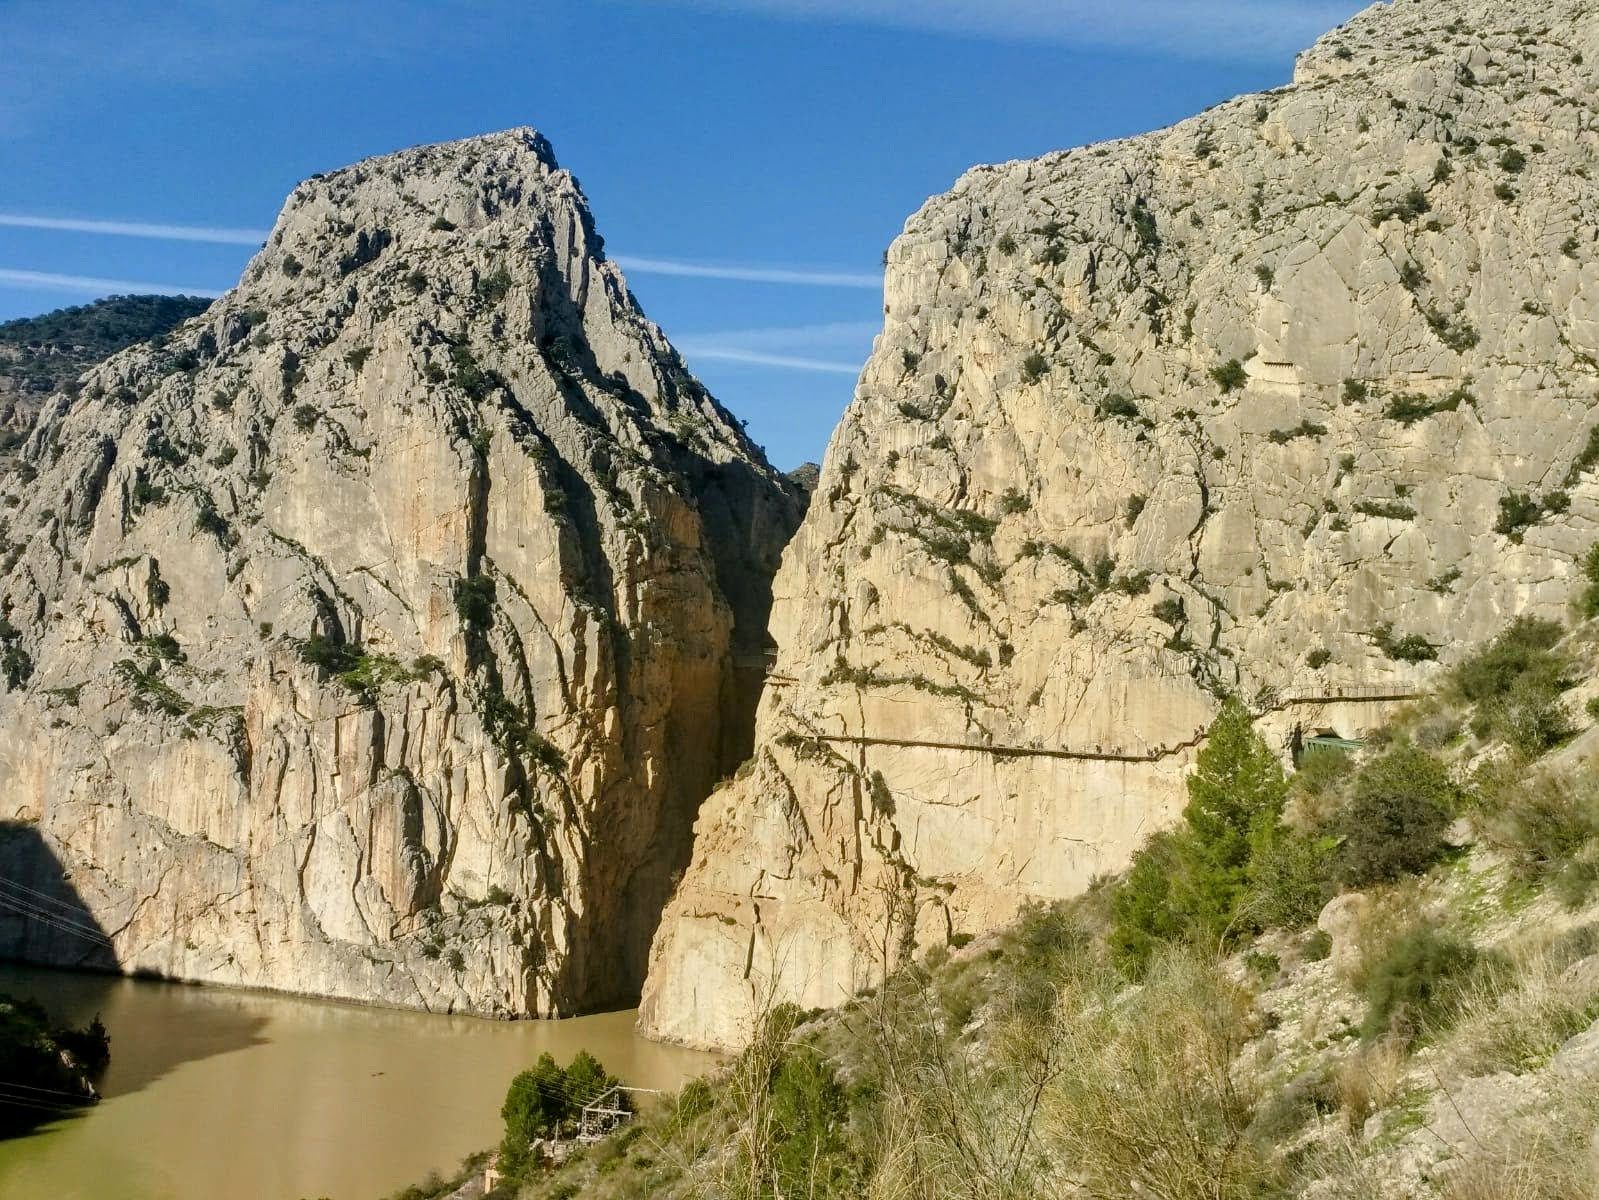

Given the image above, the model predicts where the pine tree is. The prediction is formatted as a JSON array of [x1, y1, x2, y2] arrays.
[[1110, 698, 1287, 972]]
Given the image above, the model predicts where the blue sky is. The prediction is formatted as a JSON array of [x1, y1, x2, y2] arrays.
[[0, 0, 1366, 468]]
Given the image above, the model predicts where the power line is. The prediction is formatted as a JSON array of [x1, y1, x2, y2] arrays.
[[0, 1079, 99, 1101], [0, 881, 109, 934], [0, 875, 104, 918], [0, 892, 114, 945]]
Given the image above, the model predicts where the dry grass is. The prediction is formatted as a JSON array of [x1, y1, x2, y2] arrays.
[[1332, 1037, 1411, 1131], [1039, 947, 1284, 1199], [1447, 924, 1599, 1076], [1437, 1076, 1599, 1199]]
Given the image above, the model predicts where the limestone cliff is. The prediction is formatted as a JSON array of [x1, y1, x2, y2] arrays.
[[0, 128, 803, 1016], [641, 0, 1599, 1047]]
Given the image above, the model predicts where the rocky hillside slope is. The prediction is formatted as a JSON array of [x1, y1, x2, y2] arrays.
[[0, 128, 803, 1016], [0, 295, 212, 475], [642, 0, 1599, 1047], [423, 607, 1599, 1200]]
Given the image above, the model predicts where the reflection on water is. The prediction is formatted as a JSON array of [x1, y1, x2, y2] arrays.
[[0, 964, 718, 1200]]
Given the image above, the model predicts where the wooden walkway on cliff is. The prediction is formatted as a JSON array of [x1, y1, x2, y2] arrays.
[[800, 685, 1421, 764]]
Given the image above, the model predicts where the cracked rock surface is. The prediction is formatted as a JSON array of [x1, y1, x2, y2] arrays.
[[641, 0, 1599, 1048], [0, 128, 803, 1017]]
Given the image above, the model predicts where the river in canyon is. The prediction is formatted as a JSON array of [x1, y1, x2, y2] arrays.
[[0, 963, 718, 1200]]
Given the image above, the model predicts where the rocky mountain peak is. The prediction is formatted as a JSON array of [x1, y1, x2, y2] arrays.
[[641, 0, 1599, 1048], [0, 128, 802, 1017]]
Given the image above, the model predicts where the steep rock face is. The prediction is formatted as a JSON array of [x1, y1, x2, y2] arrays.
[[642, 0, 1599, 1047], [0, 129, 802, 1015]]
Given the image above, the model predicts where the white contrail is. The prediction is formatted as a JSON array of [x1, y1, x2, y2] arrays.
[[0, 212, 882, 291], [0, 268, 223, 299], [613, 255, 881, 290], [677, 346, 864, 375], [0, 213, 269, 246]]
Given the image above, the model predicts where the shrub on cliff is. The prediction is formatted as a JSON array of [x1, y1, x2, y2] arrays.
[[1335, 746, 1455, 887], [1477, 769, 1599, 905], [1245, 821, 1336, 930], [1360, 926, 1482, 1044], [1449, 617, 1572, 756], [1580, 543, 1599, 618], [768, 1046, 855, 1196]]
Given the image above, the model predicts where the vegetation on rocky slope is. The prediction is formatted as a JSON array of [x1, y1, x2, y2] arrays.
[[0, 294, 212, 398], [457, 570, 1599, 1199], [0, 993, 110, 1137]]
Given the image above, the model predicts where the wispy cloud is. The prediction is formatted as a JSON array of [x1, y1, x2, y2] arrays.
[[0, 213, 268, 245], [630, 0, 1365, 63], [675, 319, 876, 374], [0, 268, 223, 299], [0, 211, 883, 291], [614, 255, 881, 290]]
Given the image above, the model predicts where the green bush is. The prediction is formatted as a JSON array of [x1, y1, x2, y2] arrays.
[[1496, 490, 1568, 541], [453, 574, 496, 633], [1245, 821, 1335, 930], [1452, 617, 1565, 702], [1479, 771, 1599, 905], [498, 1050, 621, 1179], [998, 901, 1089, 1017], [1360, 927, 1480, 1043], [1373, 187, 1431, 224], [1210, 359, 1247, 392], [768, 1046, 856, 1197], [475, 268, 513, 304], [1108, 831, 1188, 973], [1491, 672, 1577, 758], [1373, 622, 1437, 662], [1334, 746, 1455, 887], [1451, 617, 1573, 756], [1303, 929, 1332, 961], [1097, 393, 1141, 420], [1580, 543, 1599, 617]]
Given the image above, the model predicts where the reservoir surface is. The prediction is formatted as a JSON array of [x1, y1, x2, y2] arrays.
[[0, 963, 717, 1200]]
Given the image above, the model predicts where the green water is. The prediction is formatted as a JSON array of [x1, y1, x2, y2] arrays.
[[0, 964, 716, 1200]]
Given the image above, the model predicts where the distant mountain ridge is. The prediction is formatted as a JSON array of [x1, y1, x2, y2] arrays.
[[0, 294, 212, 470]]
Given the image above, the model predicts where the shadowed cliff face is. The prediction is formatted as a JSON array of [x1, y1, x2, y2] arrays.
[[0, 128, 803, 1016], [641, 0, 1599, 1048], [0, 823, 115, 974]]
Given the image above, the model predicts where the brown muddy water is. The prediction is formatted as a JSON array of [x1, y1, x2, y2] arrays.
[[0, 963, 718, 1200]]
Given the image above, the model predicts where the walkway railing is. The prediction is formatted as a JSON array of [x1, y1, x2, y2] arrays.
[[804, 688, 1422, 764]]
